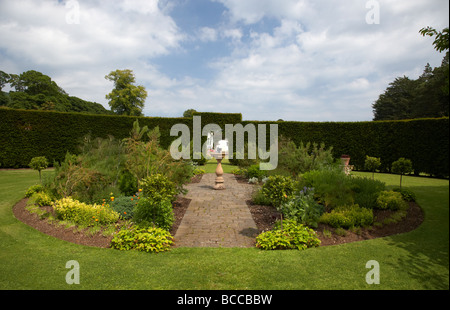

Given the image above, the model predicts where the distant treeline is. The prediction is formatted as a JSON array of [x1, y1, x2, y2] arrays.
[[0, 70, 111, 115]]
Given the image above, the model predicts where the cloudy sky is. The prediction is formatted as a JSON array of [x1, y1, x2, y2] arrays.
[[0, 0, 448, 121]]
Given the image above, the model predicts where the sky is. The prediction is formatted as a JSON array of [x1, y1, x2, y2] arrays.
[[0, 0, 448, 121]]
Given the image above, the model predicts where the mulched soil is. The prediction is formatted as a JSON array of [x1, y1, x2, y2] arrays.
[[12, 172, 424, 248]]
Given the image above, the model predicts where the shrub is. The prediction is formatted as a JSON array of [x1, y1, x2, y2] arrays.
[[319, 205, 373, 229], [133, 197, 174, 230], [110, 226, 173, 253], [392, 187, 416, 202], [256, 219, 321, 250], [282, 187, 324, 228], [109, 195, 138, 219], [53, 197, 119, 227], [29, 192, 53, 207], [349, 176, 385, 209], [25, 184, 45, 198], [261, 175, 295, 208], [246, 164, 266, 180], [140, 174, 177, 202], [277, 138, 334, 176], [193, 167, 205, 175], [118, 170, 138, 196], [300, 168, 354, 209], [376, 190, 408, 211], [251, 187, 272, 206]]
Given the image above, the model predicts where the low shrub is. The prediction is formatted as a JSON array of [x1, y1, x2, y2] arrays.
[[53, 197, 119, 227], [319, 205, 373, 229], [109, 195, 139, 219], [256, 219, 321, 250], [118, 170, 138, 196], [140, 174, 177, 202], [110, 226, 173, 253], [392, 187, 416, 202], [29, 192, 53, 207], [301, 168, 354, 209], [261, 175, 295, 208], [246, 164, 266, 180], [133, 197, 174, 230], [25, 184, 45, 198], [193, 167, 205, 175], [349, 176, 386, 209], [251, 187, 272, 206], [282, 187, 324, 228], [376, 190, 408, 211]]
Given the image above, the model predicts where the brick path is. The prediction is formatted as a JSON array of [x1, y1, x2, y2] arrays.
[[174, 173, 258, 247]]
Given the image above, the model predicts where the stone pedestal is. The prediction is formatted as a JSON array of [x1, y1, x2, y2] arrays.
[[213, 152, 226, 190]]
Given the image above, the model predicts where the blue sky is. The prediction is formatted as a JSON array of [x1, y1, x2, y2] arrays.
[[0, 0, 449, 121]]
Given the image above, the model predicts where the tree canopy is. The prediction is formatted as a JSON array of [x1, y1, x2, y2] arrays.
[[372, 26, 449, 121], [105, 69, 147, 116], [0, 70, 110, 115]]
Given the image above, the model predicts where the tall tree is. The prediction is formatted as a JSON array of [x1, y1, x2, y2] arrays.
[[105, 69, 147, 116], [372, 76, 417, 120], [373, 26, 449, 120]]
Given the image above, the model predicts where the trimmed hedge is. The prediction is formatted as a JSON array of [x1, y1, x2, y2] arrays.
[[0, 108, 448, 176]]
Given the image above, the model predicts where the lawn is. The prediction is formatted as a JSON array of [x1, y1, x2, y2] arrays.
[[0, 169, 448, 290]]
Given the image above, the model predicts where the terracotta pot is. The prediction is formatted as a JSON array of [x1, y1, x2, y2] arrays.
[[340, 155, 350, 166]]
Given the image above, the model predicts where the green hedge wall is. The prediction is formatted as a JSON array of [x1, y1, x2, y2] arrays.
[[0, 108, 448, 176]]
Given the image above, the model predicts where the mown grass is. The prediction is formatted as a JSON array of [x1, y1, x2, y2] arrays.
[[0, 169, 448, 290]]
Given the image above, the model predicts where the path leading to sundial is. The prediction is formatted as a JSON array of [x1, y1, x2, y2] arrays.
[[174, 173, 259, 247]]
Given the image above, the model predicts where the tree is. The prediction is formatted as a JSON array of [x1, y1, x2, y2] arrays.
[[373, 26, 449, 120], [419, 26, 449, 53], [105, 69, 147, 116], [372, 76, 418, 120], [364, 155, 381, 179], [0, 71, 10, 91], [29, 156, 49, 183], [183, 109, 197, 118], [391, 158, 413, 189]]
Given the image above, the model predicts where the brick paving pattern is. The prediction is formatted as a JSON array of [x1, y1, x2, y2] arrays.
[[174, 173, 258, 247]]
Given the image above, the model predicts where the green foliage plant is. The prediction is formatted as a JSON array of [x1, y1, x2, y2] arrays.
[[109, 195, 138, 220], [29, 156, 48, 183], [246, 164, 266, 180], [349, 176, 386, 209], [319, 205, 373, 229], [251, 187, 272, 206], [300, 167, 354, 209], [392, 187, 417, 202], [282, 187, 324, 228], [133, 198, 174, 230], [140, 174, 177, 203], [364, 155, 381, 179], [391, 158, 413, 188], [262, 175, 295, 229], [29, 192, 53, 207], [376, 190, 409, 211], [110, 226, 173, 253], [256, 219, 321, 250], [277, 137, 334, 176], [25, 184, 45, 198], [118, 170, 138, 196]]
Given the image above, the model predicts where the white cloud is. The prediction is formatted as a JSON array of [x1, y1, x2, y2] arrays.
[[0, 0, 448, 121], [198, 26, 218, 42], [0, 0, 184, 103]]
